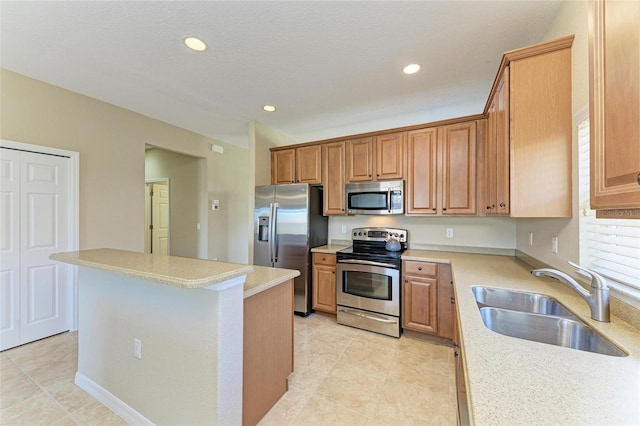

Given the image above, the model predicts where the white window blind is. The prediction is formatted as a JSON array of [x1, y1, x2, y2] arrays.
[[578, 119, 640, 297]]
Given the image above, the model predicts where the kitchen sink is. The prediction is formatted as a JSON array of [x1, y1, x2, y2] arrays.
[[478, 307, 627, 357], [472, 286, 576, 317]]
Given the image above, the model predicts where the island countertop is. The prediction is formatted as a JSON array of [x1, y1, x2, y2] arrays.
[[50, 248, 253, 289], [401, 250, 640, 425]]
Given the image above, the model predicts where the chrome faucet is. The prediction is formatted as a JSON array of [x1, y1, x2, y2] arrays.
[[531, 261, 610, 322]]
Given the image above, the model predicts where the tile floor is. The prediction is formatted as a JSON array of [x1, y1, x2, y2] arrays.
[[0, 313, 456, 425], [259, 313, 457, 425]]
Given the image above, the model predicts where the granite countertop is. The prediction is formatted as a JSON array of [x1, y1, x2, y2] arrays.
[[401, 250, 640, 425], [51, 248, 253, 289], [243, 265, 300, 298], [311, 244, 350, 254]]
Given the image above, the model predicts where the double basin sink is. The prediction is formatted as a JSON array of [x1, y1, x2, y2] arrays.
[[472, 286, 627, 357]]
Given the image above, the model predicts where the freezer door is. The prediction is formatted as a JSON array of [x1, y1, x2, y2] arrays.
[[274, 184, 310, 314], [254, 185, 275, 267]]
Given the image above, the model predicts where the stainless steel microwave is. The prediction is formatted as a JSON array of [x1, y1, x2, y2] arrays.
[[345, 180, 404, 215]]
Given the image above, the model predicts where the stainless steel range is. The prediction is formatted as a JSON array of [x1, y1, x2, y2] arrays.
[[336, 227, 408, 337]]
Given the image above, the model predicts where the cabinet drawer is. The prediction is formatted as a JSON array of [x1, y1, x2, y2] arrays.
[[403, 261, 437, 277], [313, 253, 336, 266]]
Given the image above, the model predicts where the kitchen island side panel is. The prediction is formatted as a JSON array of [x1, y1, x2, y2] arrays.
[[76, 267, 243, 425]]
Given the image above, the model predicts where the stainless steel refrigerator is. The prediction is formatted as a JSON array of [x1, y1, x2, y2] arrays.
[[254, 184, 328, 315]]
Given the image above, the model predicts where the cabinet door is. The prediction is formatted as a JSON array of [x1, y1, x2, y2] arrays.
[[590, 0, 640, 212], [402, 275, 438, 334], [295, 145, 322, 184], [313, 265, 336, 313], [346, 137, 374, 182], [485, 69, 510, 215], [375, 132, 405, 180], [440, 121, 477, 215], [271, 149, 295, 184], [322, 141, 346, 215], [406, 128, 438, 215]]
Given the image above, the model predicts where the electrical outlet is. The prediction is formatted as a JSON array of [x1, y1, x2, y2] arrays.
[[340, 225, 347, 234], [552, 236, 559, 254], [446, 228, 454, 238], [529, 232, 534, 246], [134, 338, 142, 359]]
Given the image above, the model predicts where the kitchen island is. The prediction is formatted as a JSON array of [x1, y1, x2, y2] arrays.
[[51, 249, 299, 426], [402, 250, 640, 425]]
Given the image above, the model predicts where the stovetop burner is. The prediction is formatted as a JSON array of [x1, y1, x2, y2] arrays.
[[337, 227, 408, 264]]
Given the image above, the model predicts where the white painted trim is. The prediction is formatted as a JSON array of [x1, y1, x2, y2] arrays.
[[0, 139, 80, 331], [75, 372, 154, 426], [573, 104, 589, 125]]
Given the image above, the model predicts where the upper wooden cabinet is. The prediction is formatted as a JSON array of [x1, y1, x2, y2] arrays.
[[271, 149, 295, 185], [271, 145, 322, 185], [406, 121, 477, 216], [589, 0, 640, 217], [406, 127, 438, 214], [441, 122, 477, 215], [375, 132, 405, 180], [346, 137, 374, 182], [481, 35, 574, 218], [322, 141, 346, 216], [346, 132, 405, 182], [485, 68, 510, 215]]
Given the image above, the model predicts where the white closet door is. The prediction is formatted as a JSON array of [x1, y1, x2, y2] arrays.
[[0, 149, 21, 349], [0, 148, 70, 350]]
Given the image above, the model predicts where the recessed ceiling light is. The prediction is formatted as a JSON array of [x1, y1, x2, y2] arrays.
[[403, 63, 421, 75], [184, 37, 207, 52], [263, 105, 277, 112]]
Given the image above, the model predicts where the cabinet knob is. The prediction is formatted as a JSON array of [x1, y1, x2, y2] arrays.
[[442, 208, 447, 211], [486, 205, 491, 210], [417, 266, 422, 271], [432, 208, 437, 211], [500, 202, 506, 208], [637, 173, 640, 185], [404, 279, 408, 283]]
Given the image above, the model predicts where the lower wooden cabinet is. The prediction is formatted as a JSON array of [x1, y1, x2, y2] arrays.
[[312, 253, 337, 313], [402, 260, 453, 340]]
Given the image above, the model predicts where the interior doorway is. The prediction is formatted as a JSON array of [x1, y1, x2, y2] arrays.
[[145, 179, 170, 255]]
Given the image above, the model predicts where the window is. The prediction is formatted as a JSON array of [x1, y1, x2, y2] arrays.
[[578, 118, 640, 301]]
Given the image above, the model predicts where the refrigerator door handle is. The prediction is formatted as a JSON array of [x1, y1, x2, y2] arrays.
[[268, 203, 275, 263], [271, 203, 279, 263]]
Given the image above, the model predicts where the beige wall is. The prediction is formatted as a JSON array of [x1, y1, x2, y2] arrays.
[[328, 215, 517, 249], [515, 0, 589, 272], [1, 69, 250, 263], [145, 148, 207, 259]]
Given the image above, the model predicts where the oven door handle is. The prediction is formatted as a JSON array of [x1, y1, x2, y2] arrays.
[[338, 259, 397, 269], [339, 309, 398, 324]]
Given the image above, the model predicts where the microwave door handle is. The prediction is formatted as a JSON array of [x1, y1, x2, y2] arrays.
[[387, 187, 392, 213]]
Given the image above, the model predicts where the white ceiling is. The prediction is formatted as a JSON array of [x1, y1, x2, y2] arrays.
[[0, 1, 563, 148]]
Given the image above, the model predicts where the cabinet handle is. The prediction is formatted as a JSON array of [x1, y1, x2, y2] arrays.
[[417, 266, 422, 271], [442, 208, 447, 211], [500, 202, 506, 208], [451, 297, 455, 304], [432, 208, 437, 211], [637, 173, 640, 185], [486, 205, 491, 210], [404, 279, 408, 283]]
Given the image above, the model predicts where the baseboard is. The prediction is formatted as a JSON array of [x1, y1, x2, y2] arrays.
[[75, 372, 154, 425]]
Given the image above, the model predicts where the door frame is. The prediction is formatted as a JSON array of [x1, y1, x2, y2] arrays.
[[144, 178, 170, 255], [0, 139, 80, 331]]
